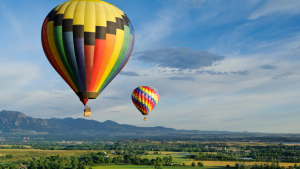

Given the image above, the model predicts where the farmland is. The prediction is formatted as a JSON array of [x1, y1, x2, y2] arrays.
[[92, 166, 228, 169], [1, 140, 300, 169], [1, 149, 300, 168]]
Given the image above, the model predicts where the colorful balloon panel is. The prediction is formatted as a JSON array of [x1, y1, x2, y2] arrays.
[[41, 0, 135, 104], [132, 86, 159, 115]]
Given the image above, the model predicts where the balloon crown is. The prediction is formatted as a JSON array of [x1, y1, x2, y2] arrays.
[[70, 0, 115, 6]]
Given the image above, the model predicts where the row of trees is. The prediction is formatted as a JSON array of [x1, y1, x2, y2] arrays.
[[0, 152, 176, 169]]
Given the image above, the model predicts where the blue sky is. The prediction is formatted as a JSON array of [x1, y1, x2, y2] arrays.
[[1, 0, 300, 133]]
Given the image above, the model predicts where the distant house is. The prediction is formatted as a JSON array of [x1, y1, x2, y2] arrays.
[[245, 150, 251, 153], [104, 155, 109, 158]]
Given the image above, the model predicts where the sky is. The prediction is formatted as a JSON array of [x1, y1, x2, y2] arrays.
[[1, 0, 300, 133]]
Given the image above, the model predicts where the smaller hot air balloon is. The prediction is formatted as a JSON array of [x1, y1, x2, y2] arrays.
[[132, 86, 159, 121]]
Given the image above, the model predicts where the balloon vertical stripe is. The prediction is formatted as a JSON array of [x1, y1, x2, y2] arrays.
[[99, 23, 134, 93], [95, 7, 125, 91], [84, 1, 96, 92]]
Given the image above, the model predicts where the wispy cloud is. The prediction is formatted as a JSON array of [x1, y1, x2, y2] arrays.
[[167, 77, 196, 81], [272, 72, 299, 80], [134, 1, 192, 50], [230, 70, 249, 76], [260, 65, 277, 70], [249, 0, 300, 20], [103, 97, 124, 100], [119, 71, 140, 76], [173, 0, 206, 8], [0, 61, 40, 90], [195, 70, 229, 76]]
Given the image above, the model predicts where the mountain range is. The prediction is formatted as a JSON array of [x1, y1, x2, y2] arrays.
[[0, 110, 249, 136]]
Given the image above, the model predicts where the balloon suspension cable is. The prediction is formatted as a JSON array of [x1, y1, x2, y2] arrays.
[[80, 98, 89, 106]]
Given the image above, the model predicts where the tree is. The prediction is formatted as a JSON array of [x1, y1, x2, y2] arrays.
[[143, 158, 150, 165], [163, 157, 168, 163], [155, 161, 163, 169], [71, 157, 79, 169], [10, 164, 18, 169], [78, 163, 85, 169], [58, 163, 64, 169], [28, 160, 38, 169], [198, 162, 204, 167], [192, 162, 196, 166]]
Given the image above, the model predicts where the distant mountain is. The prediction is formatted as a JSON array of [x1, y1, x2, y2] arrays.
[[0, 110, 249, 136], [0, 110, 70, 133]]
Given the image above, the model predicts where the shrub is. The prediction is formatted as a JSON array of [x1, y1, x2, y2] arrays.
[[6, 155, 13, 159], [198, 162, 204, 167]]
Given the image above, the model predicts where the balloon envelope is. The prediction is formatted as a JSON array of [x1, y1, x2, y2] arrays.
[[132, 86, 159, 115], [41, 0, 135, 105]]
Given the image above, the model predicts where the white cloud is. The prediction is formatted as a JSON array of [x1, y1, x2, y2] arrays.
[[249, 0, 300, 20]]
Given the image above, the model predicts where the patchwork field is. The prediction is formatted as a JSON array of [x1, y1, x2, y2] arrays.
[[1, 149, 300, 168]]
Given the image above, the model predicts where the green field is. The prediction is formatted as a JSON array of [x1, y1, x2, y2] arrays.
[[93, 166, 228, 169]]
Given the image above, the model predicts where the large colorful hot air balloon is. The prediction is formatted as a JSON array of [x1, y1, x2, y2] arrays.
[[41, 0, 135, 116], [132, 86, 159, 121]]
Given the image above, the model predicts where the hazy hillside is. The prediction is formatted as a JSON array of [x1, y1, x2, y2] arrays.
[[0, 110, 179, 135], [0, 110, 252, 137]]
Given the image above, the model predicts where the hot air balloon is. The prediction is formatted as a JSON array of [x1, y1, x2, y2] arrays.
[[132, 86, 159, 121], [41, 0, 135, 116]]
